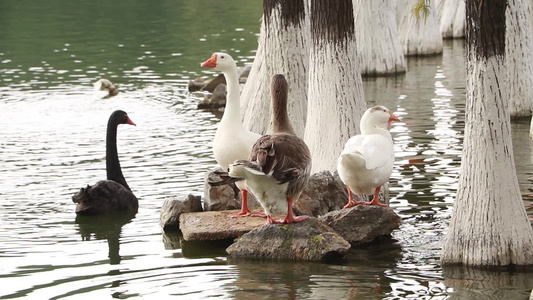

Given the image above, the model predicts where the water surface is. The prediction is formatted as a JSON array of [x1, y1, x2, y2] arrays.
[[1, 1, 532, 299]]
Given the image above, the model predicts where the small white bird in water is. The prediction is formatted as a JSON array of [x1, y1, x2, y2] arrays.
[[337, 106, 400, 208], [93, 78, 119, 99]]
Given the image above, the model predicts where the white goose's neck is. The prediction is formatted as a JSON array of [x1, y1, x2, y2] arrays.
[[220, 67, 242, 125]]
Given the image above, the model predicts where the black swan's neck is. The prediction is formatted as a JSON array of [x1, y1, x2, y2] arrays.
[[106, 119, 130, 191]]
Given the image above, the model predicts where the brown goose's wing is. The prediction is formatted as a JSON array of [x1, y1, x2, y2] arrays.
[[250, 134, 311, 185]]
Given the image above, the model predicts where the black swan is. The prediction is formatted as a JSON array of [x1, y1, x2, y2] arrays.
[[72, 110, 138, 215]]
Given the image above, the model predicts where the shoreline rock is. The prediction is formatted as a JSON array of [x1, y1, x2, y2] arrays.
[[160, 194, 203, 231], [226, 218, 351, 261], [319, 205, 402, 244], [191, 65, 252, 109], [202, 167, 261, 212]]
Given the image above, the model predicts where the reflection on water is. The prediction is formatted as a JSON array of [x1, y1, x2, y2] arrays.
[[76, 211, 137, 265], [444, 265, 533, 300], [1, 1, 532, 299]]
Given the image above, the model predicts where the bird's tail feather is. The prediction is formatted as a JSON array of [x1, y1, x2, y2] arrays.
[[208, 170, 244, 187]]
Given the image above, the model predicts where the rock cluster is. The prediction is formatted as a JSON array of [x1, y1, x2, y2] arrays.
[[159, 168, 402, 261], [189, 66, 251, 109]]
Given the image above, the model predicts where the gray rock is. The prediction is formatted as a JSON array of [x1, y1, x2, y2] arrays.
[[160, 194, 203, 231], [319, 205, 401, 244], [295, 171, 348, 217], [180, 210, 266, 241], [203, 168, 261, 212], [197, 83, 227, 109], [226, 218, 351, 261], [239, 65, 252, 84], [188, 73, 226, 93], [296, 171, 389, 217]]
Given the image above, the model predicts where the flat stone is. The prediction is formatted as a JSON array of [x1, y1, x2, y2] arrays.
[[226, 218, 351, 261], [319, 205, 401, 244], [160, 194, 203, 231], [179, 210, 266, 241]]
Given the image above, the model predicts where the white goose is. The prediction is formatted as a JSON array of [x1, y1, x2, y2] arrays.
[[228, 74, 311, 224], [201, 52, 262, 217], [337, 106, 400, 208]]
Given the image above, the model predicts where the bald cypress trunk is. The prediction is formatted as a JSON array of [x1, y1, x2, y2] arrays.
[[506, 0, 533, 118], [240, 0, 309, 137], [353, 0, 405, 75], [304, 0, 366, 173], [397, 0, 443, 56], [437, 0, 466, 38], [441, 0, 533, 266]]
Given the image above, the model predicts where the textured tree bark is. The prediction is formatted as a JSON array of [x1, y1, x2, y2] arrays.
[[506, 0, 533, 118], [441, 0, 533, 266], [437, 0, 466, 38], [353, 0, 406, 75], [304, 0, 366, 173], [240, 0, 309, 137], [396, 0, 443, 56]]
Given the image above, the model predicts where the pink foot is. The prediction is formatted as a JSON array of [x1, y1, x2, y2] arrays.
[[343, 201, 366, 209], [364, 186, 388, 207], [343, 186, 365, 208], [229, 189, 252, 218], [282, 215, 309, 224], [250, 211, 267, 218], [364, 200, 388, 207], [230, 210, 251, 218]]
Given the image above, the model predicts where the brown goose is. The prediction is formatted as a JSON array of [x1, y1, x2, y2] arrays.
[[228, 74, 311, 224], [72, 110, 138, 215], [93, 79, 119, 99]]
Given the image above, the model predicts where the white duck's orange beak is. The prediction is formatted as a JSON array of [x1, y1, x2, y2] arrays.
[[389, 112, 400, 122], [387, 112, 400, 129], [201, 53, 217, 68]]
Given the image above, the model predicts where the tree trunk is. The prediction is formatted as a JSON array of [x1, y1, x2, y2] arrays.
[[397, 0, 443, 56], [304, 0, 366, 173], [441, 0, 533, 266], [353, 0, 406, 76], [240, 0, 309, 137], [506, 0, 533, 118], [437, 0, 466, 38]]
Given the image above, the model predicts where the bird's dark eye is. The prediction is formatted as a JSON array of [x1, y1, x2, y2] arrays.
[[221, 55, 225, 59]]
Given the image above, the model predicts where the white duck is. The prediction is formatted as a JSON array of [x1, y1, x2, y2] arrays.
[[201, 52, 262, 217], [228, 74, 311, 224], [337, 106, 400, 208]]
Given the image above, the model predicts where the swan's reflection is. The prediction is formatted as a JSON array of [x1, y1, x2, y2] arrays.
[[75, 211, 136, 264]]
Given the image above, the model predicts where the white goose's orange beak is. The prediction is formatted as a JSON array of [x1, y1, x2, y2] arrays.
[[201, 53, 217, 68]]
